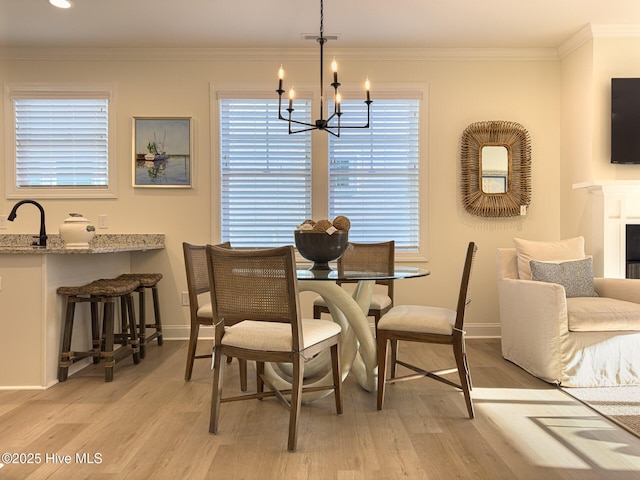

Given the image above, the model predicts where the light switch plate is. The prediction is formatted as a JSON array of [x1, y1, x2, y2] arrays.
[[0, 215, 7, 229], [98, 214, 108, 229]]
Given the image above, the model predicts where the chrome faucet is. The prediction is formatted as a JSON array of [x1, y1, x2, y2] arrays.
[[8, 200, 48, 248]]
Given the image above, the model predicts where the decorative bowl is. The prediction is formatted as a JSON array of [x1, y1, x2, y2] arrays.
[[294, 230, 348, 270]]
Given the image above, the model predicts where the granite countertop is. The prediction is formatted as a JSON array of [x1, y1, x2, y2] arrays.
[[0, 234, 165, 254]]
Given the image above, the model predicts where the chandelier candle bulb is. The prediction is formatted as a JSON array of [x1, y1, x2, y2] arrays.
[[336, 93, 341, 113], [289, 87, 294, 109], [278, 65, 284, 91], [332, 58, 338, 84], [365, 78, 371, 102]]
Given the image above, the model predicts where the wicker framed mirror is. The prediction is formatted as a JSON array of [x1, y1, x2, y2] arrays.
[[460, 120, 531, 217]]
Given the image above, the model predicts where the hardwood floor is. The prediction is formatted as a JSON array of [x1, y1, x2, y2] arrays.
[[1, 339, 639, 479]]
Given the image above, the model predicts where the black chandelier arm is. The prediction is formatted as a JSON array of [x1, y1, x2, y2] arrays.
[[288, 124, 331, 135], [328, 123, 370, 130], [325, 111, 339, 123], [287, 118, 319, 128], [331, 99, 372, 129], [324, 98, 372, 130], [277, 94, 372, 134]]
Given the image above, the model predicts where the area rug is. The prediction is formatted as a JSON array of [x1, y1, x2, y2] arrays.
[[560, 385, 640, 439]]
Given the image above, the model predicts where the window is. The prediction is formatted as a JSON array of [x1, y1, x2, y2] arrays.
[[219, 98, 312, 247], [5, 84, 116, 198], [218, 90, 424, 253], [328, 98, 420, 251]]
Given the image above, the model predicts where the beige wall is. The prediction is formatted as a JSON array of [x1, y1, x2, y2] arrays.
[[1, 48, 563, 338], [560, 41, 595, 258], [562, 37, 640, 270]]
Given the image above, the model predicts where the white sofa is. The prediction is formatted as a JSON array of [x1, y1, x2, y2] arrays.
[[496, 244, 640, 387]]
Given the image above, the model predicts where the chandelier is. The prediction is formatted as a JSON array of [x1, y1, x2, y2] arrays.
[[276, 0, 372, 137]]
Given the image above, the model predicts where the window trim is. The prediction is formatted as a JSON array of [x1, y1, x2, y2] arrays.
[[4, 83, 118, 199], [211, 82, 429, 263]]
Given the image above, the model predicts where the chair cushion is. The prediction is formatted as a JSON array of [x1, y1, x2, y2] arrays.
[[197, 303, 213, 318], [313, 293, 392, 310], [377, 305, 456, 335], [530, 258, 598, 298], [513, 236, 585, 280], [221, 319, 341, 352], [369, 293, 392, 310], [567, 297, 640, 331]]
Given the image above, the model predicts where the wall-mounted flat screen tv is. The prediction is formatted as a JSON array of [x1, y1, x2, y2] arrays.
[[611, 78, 640, 164]]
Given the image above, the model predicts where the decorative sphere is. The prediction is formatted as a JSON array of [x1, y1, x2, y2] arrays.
[[294, 230, 348, 270], [312, 219, 333, 232], [332, 215, 351, 231]]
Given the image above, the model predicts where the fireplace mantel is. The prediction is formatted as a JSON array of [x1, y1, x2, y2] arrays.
[[574, 180, 640, 278], [574, 180, 640, 195]]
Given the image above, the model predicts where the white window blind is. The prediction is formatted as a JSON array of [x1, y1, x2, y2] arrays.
[[13, 98, 109, 188], [328, 99, 420, 251], [219, 98, 312, 247]]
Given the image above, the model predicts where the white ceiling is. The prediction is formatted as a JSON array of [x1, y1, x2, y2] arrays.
[[1, 0, 640, 50]]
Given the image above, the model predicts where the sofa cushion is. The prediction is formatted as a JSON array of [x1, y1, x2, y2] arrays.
[[530, 258, 598, 298], [567, 296, 640, 331], [513, 236, 585, 280]]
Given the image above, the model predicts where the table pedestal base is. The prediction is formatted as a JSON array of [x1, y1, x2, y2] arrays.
[[264, 280, 378, 401]]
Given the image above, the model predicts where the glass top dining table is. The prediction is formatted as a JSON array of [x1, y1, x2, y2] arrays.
[[296, 265, 430, 282], [263, 264, 430, 401]]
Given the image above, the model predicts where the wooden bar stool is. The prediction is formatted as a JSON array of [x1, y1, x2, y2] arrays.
[[116, 273, 164, 359], [57, 278, 141, 382]]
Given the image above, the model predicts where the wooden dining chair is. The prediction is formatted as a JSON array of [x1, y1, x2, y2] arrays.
[[376, 242, 477, 419], [182, 242, 246, 389], [206, 244, 343, 451], [313, 241, 395, 326]]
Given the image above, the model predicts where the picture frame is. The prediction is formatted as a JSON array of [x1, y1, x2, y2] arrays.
[[133, 117, 192, 188]]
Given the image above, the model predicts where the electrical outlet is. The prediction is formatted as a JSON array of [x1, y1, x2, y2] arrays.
[[0, 215, 7, 229], [181, 292, 190, 306], [98, 214, 108, 229]]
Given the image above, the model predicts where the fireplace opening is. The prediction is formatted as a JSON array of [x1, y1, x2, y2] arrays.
[[626, 224, 640, 278]]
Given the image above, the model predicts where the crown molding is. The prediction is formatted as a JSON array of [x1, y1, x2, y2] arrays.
[[558, 23, 640, 59], [591, 24, 640, 38], [0, 46, 559, 62], [557, 24, 594, 58], [3, 23, 640, 63]]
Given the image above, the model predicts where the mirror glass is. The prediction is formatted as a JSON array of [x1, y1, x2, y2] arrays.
[[481, 145, 509, 194], [460, 121, 531, 217]]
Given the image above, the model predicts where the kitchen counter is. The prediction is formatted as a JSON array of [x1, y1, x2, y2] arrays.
[[0, 233, 165, 254], [0, 234, 165, 389]]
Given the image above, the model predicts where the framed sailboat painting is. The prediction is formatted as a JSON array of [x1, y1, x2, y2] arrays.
[[133, 117, 193, 188]]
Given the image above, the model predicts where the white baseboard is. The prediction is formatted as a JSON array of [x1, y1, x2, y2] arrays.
[[0, 323, 501, 390], [0, 385, 47, 391], [161, 324, 215, 341], [464, 323, 501, 338]]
